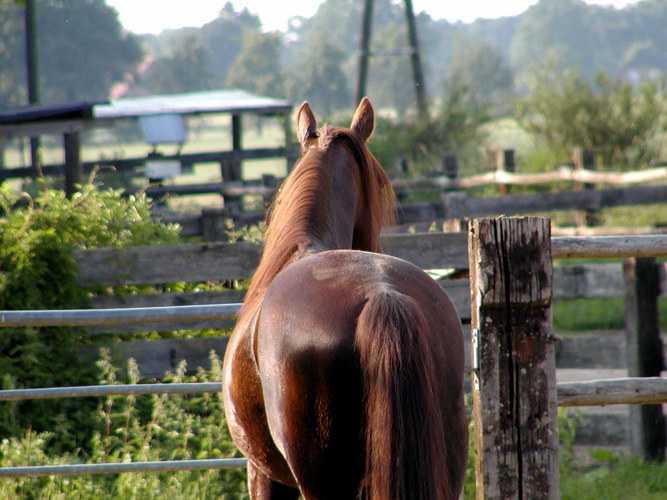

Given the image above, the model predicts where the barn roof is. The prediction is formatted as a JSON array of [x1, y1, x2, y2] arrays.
[[0, 89, 292, 138], [94, 89, 292, 119], [0, 101, 103, 125]]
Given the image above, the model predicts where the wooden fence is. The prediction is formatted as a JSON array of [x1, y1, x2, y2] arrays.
[[2, 144, 665, 238], [158, 149, 667, 240], [1, 221, 666, 497]]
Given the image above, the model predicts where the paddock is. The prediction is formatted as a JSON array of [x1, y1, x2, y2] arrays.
[[1, 218, 666, 499]]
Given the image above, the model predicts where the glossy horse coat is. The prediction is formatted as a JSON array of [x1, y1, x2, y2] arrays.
[[222, 98, 467, 499]]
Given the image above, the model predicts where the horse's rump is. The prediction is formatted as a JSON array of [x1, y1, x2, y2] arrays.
[[256, 251, 465, 499]]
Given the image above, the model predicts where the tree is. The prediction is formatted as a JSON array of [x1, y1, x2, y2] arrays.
[[0, 0, 143, 105], [442, 36, 513, 113], [142, 36, 213, 94], [515, 64, 666, 167], [38, 0, 142, 102], [285, 36, 349, 116], [226, 31, 285, 97], [198, 2, 262, 85], [0, 3, 25, 109]]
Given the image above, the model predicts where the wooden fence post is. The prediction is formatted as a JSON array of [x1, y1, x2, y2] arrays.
[[64, 131, 82, 198], [572, 148, 597, 227], [468, 217, 559, 499], [623, 257, 666, 461], [496, 149, 515, 196], [221, 113, 244, 212], [443, 154, 458, 180]]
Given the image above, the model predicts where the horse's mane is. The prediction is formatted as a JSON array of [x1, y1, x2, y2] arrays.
[[239, 125, 395, 319]]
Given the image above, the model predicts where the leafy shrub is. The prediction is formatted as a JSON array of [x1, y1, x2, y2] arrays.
[[515, 64, 666, 168], [366, 83, 491, 179], [0, 181, 181, 452], [0, 352, 248, 499]]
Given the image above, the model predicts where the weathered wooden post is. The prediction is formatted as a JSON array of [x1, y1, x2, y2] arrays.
[[623, 257, 666, 461], [221, 113, 244, 213], [468, 216, 559, 499], [64, 131, 82, 198], [441, 154, 466, 232], [572, 148, 597, 227], [496, 149, 515, 196]]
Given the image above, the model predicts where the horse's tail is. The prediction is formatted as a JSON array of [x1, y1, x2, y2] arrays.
[[356, 290, 453, 500]]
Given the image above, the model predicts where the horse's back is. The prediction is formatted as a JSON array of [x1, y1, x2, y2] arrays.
[[255, 250, 467, 498]]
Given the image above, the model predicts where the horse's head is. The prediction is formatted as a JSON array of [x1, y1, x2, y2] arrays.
[[286, 97, 395, 252]]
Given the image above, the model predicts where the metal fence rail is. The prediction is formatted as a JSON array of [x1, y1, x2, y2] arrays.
[[0, 382, 223, 401], [0, 458, 248, 478], [0, 303, 241, 327], [0, 304, 242, 477]]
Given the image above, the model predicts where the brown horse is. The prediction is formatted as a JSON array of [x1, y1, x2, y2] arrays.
[[222, 98, 467, 499]]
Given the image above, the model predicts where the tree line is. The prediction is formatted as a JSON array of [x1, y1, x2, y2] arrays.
[[0, 0, 665, 170]]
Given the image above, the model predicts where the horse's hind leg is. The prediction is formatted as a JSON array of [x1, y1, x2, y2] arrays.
[[248, 461, 301, 500]]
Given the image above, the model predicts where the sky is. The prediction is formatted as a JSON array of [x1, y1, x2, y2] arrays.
[[106, 0, 642, 35]]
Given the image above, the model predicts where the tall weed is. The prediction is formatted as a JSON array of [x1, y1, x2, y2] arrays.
[[0, 351, 248, 499]]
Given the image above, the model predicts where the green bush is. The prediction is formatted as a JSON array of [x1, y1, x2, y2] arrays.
[[366, 83, 491, 179], [0, 181, 181, 452], [515, 65, 666, 168], [0, 352, 247, 499]]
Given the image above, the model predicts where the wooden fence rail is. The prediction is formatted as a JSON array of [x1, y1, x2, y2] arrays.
[[161, 183, 667, 240], [392, 164, 667, 191]]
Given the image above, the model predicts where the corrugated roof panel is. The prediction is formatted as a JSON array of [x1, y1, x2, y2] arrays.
[[94, 89, 291, 119]]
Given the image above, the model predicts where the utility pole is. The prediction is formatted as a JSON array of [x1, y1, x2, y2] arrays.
[[355, 0, 374, 110], [25, 0, 41, 176], [355, 0, 428, 119]]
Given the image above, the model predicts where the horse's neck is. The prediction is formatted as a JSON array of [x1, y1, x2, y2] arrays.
[[288, 150, 362, 254], [241, 152, 362, 314]]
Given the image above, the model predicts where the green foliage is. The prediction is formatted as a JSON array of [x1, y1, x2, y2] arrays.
[[142, 36, 213, 94], [560, 451, 667, 499], [558, 408, 667, 499], [442, 35, 514, 114], [0, 352, 248, 499], [0, 181, 181, 452], [285, 35, 350, 117], [368, 82, 490, 176], [0, 0, 142, 105], [226, 31, 286, 98], [515, 64, 666, 167], [197, 2, 261, 86], [366, 23, 417, 115], [510, 0, 667, 84], [553, 296, 667, 332], [0, 1, 25, 108]]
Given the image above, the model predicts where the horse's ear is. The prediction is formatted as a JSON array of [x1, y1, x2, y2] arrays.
[[296, 101, 317, 152], [350, 97, 374, 142]]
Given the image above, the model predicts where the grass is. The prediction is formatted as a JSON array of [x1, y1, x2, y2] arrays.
[[560, 456, 667, 500], [553, 296, 667, 332]]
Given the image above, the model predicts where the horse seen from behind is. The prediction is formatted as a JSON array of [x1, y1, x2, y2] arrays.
[[222, 97, 467, 499]]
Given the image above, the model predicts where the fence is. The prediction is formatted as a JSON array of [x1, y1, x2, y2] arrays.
[[2, 143, 665, 239], [163, 149, 667, 240], [1, 222, 666, 498]]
